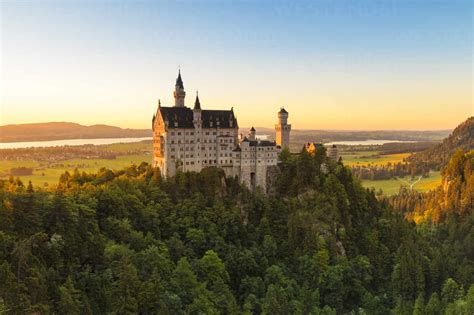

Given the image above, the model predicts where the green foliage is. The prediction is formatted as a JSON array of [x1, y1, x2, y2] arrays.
[[0, 151, 472, 314]]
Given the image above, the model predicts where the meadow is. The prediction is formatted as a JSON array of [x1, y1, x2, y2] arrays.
[[0, 141, 152, 187], [339, 151, 411, 167], [360, 171, 442, 195], [0, 154, 151, 187], [339, 151, 442, 195], [1, 144, 443, 195]]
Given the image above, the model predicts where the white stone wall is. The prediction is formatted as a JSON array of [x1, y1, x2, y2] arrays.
[[154, 110, 280, 192], [232, 142, 278, 191], [161, 126, 239, 177]]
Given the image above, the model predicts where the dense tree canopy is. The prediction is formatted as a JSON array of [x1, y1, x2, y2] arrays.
[[0, 148, 472, 314]]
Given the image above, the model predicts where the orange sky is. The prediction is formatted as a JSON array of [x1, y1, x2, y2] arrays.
[[1, 1, 472, 130]]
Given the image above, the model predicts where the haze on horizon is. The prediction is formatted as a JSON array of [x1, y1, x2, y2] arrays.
[[1, 0, 472, 131]]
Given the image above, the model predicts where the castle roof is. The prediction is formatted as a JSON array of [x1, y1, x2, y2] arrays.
[[279, 107, 288, 114], [194, 93, 201, 110], [176, 70, 184, 89], [158, 106, 238, 129], [249, 140, 276, 147]]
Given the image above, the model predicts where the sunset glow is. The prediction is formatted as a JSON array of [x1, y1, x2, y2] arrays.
[[1, 0, 472, 130]]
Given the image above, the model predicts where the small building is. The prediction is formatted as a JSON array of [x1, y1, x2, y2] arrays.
[[305, 142, 324, 154]]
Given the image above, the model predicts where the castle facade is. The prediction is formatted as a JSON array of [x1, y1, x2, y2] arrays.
[[152, 71, 291, 191]]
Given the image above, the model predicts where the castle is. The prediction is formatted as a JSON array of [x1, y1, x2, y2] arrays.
[[152, 71, 291, 191]]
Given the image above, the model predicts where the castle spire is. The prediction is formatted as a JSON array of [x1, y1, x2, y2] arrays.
[[174, 68, 186, 107], [194, 91, 201, 110], [176, 69, 184, 89]]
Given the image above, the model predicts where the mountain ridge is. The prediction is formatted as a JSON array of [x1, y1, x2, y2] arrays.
[[0, 122, 151, 143], [407, 116, 474, 169]]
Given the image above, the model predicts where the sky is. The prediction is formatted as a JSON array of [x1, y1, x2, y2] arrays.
[[0, 0, 472, 130]]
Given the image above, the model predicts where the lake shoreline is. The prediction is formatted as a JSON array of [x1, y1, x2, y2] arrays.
[[0, 137, 153, 149]]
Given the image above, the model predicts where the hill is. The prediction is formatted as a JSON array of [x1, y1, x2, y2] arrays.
[[391, 149, 473, 223], [0, 150, 473, 313], [0, 122, 151, 143], [407, 117, 474, 169]]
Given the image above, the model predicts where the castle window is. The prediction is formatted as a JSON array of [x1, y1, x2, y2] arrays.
[[178, 132, 181, 135], [191, 132, 194, 135]]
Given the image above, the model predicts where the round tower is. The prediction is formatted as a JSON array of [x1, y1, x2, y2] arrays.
[[275, 107, 291, 150], [249, 127, 256, 141]]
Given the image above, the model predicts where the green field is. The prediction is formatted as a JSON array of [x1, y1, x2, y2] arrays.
[[339, 151, 442, 195], [340, 151, 411, 167], [361, 171, 442, 195], [1, 146, 443, 194], [0, 154, 151, 187]]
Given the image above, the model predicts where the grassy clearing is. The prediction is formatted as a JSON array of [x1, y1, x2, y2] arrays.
[[103, 141, 151, 153], [0, 154, 151, 187], [361, 171, 442, 196], [340, 151, 411, 167]]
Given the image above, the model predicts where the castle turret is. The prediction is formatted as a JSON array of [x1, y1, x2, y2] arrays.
[[275, 107, 291, 149], [174, 70, 186, 107], [193, 92, 202, 127], [249, 127, 256, 141]]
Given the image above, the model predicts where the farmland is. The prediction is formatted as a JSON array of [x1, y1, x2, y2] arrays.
[[338, 150, 442, 195], [360, 170, 442, 195], [1, 143, 443, 195], [339, 151, 411, 167], [0, 141, 152, 187], [0, 154, 151, 187]]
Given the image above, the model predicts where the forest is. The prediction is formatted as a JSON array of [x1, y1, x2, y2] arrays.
[[0, 147, 472, 314]]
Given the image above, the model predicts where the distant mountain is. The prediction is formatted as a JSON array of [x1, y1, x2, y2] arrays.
[[242, 127, 451, 143], [407, 117, 474, 169], [241, 127, 451, 152], [0, 122, 151, 143]]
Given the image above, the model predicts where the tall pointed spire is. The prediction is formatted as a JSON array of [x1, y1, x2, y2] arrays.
[[176, 69, 184, 89], [194, 91, 201, 110], [174, 68, 186, 107]]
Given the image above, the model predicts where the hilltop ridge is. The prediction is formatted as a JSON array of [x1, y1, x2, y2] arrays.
[[0, 122, 151, 143], [407, 117, 474, 169]]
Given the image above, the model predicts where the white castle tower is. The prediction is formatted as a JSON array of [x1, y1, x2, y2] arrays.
[[174, 70, 186, 107], [275, 107, 291, 149]]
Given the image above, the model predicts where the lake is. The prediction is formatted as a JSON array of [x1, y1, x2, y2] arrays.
[[324, 139, 416, 146], [0, 137, 153, 149], [0, 137, 415, 149]]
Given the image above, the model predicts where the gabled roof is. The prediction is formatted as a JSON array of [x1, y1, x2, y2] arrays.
[[279, 107, 288, 114], [158, 106, 238, 129]]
